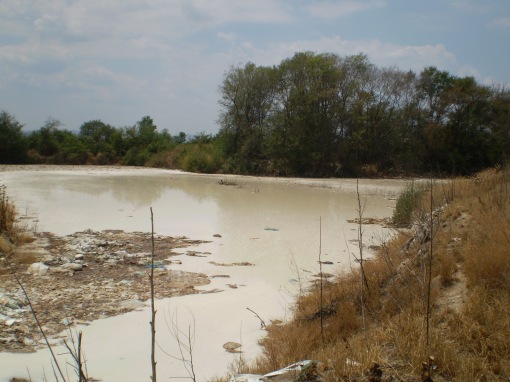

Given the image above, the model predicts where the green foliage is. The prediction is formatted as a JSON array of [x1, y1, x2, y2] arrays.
[[180, 141, 223, 173], [0, 111, 27, 164], [120, 116, 176, 166], [24, 118, 88, 164], [217, 54, 507, 177], [392, 182, 425, 226]]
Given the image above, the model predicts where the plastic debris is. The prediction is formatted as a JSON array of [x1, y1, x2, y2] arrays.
[[229, 374, 264, 382]]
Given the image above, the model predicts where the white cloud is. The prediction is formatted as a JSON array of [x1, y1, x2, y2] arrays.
[[188, 0, 293, 24], [489, 17, 510, 28], [249, 36, 457, 74], [217, 32, 238, 43], [458, 65, 480, 78], [0, 0, 507, 134], [305, 0, 386, 20]]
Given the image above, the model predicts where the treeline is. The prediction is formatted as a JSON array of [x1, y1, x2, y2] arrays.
[[2, 52, 509, 177], [218, 52, 510, 176], [0, 113, 222, 172]]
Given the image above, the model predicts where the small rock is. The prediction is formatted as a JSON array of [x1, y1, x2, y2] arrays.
[[27, 262, 49, 276], [23, 337, 36, 346], [5, 319, 16, 326], [75, 254, 84, 261], [223, 342, 242, 353], [119, 299, 145, 310], [61, 263, 83, 271], [0, 296, 22, 309]]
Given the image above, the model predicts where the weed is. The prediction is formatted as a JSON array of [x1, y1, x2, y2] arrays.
[[392, 182, 425, 226]]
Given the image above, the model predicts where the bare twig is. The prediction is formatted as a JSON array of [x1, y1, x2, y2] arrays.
[[318, 216, 325, 347], [246, 307, 266, 329], [356, 180, 367, 331], [63, 326, 88, 382], [426, 179, 434, 346], [150, 207, 157, 382], [160, 308, 198, 381]]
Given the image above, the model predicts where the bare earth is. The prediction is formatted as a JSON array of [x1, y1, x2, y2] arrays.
[[0, 230, 211, 353]]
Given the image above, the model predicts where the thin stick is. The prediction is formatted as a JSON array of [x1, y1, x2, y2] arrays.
[[246, 307, 266, 329], [318, 216, 325, 346], [188, 324, 197, 382], [150, 207, 157, 382], [426, 179, 434, 346], [356, 180, 366, 331]]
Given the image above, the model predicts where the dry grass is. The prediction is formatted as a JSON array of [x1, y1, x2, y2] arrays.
[[231, 167, 510, 381], [0, 185, 36, 275]]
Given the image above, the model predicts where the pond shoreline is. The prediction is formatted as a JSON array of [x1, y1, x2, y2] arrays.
[[1, 229, 212, 353], [0, 165, 405, 381]]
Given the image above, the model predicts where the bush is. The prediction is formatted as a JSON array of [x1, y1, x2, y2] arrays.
[[181, 143, 223, 173], [0, 185, 16, 235], [392, 182, 425, 226]]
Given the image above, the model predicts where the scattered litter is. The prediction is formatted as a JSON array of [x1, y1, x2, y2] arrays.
[[229, 360, 321, 382], [200, 288, 223, 294], [264, 360, 315, 378], [346, 358, 361, 367], [209, 261, 254, 267], [145, 264, 165, 269], [229, 374, 264, 382]]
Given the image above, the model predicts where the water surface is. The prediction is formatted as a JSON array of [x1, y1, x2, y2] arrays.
[[0, 166, 406, 381]]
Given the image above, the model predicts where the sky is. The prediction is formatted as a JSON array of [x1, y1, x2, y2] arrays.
[[1, 0, 509, 136]]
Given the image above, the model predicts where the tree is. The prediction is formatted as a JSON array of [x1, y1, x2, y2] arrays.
[[121, 116, 175, 166], [218, 62, 277, 173], [79, 120, 122, 163], [487, 89, 510, 165], [174, 132, 187, 144], [0, 111, 27, 164], [270, 52, 345, 176], [27, 117, 62, 157]]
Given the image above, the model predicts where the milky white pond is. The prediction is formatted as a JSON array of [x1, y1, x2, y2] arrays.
[[0, 166, 406, 382]]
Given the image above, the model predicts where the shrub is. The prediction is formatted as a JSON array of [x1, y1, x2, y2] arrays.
[[181, 143, 223, 173], [392, 182, 425, 226], [0, 185, 16, 235]]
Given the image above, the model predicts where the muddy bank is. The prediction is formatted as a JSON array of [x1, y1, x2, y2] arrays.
[[0, 230, 211, 353]]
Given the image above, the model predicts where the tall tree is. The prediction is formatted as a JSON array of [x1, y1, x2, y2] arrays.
[[271, 52, 344, 176], [218, 62, 277, 173], [0, 111, 27, 164]]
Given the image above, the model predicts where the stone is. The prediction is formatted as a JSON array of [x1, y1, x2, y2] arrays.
[[0, 296, 21, 310], [223, 342, 242, 352], [118, 299, 145, 310], [23, 337, 36, 346], [27, 262, 49, 276], [61, 263, 83, 271]]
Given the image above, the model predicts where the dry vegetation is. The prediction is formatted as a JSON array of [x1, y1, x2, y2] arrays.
[[0, 185, 35, 271], [233, 168, 510, 381]]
